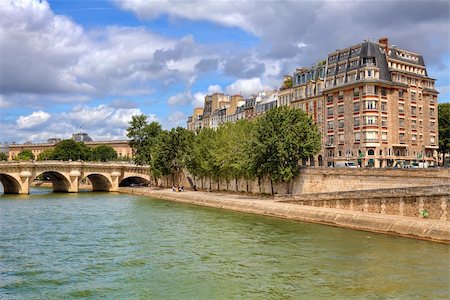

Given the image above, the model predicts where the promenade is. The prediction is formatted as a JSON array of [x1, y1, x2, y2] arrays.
[[118, 187, 450, 244]]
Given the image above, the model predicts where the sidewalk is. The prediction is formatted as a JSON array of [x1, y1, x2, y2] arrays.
[[118, 187, 450, 244]]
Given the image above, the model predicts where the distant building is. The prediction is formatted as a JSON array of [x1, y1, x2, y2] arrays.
[[72, 132, 93, 142], [8, 140, 133, 161], [47, 138, 62, 144]]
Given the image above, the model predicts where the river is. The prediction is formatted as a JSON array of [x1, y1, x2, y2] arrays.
[[0, 188, 449, 299]]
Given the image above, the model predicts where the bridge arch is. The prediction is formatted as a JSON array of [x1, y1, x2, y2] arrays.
[[35, 171, 72, 193], [119, 176, 150, 187], [0, 174, 22, 194], [84, 173, 112, 192]]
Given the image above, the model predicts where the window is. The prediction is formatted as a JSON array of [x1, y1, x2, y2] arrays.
[[381, 117, 387, 127], [354, 117, 360, 127], [411, 119, 417, 129], [399, 118, 405, 128], [354, 132, 361, 142], [327, 107, 334, 116], [338, 105, 344, 114], [327, 121, 334, 130], [364, 85, 375, 95], [327, 135, 334, 145], [411, 92, 416, 103], [382, 132, 388, 141], [364, 100, 377, 110], [338, 91, 344, 100], [399, 90, 404, 98], [431, 136, 436, 144], [338, 119, 345, 129], [353, 87, 360, 97], [364, 131, 378, 142], [367, 149, 375, 156], [381, 102, 387, 111], [399, 103, 405, 114], [399, 133, 405, 143], [339, 134, 344, 143], [327, 95, 333, 104], [354, 102, 360, 112], [364, 116, 378, 125], [367, 70, 373, 77], [430, 108, 435, 117], [381, 88, 387, 97], [411, 106, 417, 115], [412, 134, 417, 142]]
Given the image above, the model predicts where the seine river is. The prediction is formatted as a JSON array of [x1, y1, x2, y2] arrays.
[[1, 188, 449, 299]]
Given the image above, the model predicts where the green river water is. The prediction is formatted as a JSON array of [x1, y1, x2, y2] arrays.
[[0, 188, 449, 299]]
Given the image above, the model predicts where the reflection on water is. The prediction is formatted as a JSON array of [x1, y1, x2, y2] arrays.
[[1, 189, 449, 299]]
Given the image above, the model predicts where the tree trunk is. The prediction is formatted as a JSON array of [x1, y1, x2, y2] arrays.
[[246, 179, 249, 193], [270, 178, 274, 195], [235, 178, 238, 192]]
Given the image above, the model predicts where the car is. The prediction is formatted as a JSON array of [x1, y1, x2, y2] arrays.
[[335, 161, 358, 168]]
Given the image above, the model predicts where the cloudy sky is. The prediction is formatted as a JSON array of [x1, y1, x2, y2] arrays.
[[1, 0, 449, 143]]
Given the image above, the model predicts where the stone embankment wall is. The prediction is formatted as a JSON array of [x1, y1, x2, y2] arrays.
[[165, 168, 450, 195], [278, 185, 450, 221]]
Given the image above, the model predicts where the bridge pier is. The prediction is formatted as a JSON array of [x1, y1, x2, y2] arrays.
[[110, 171, 121, 192], [68, 170, 80, 193], [19, 171, 32, 194]]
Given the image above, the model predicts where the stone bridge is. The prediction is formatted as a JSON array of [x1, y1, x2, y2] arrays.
[[0, 161, 151, 194]]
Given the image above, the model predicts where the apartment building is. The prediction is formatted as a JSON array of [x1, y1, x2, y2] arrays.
[[186, 37, 439, 167], [322, 38, 438, 167]]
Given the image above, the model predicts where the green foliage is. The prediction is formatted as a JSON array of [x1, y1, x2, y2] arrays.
[[52, 139, 91, 161], [438, 103, 450, 165], [91, 145, 118, 162], [127, 115, 162, 165], [152, 127, 194, 181], [15, 149, 35, 161], [251, 106, 321, 183], [0, 152, 8, 161], [37, 149, 54, 161]]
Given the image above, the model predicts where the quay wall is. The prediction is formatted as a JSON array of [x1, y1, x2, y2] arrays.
[[278, 185, 450, 221], [164, 168, 450, 195]]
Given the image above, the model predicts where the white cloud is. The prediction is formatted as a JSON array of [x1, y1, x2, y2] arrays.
[[0, 96, 10, 108], [16, 111, 51, 129], [168, 91, 193, 106], [225, 78, 272, 97], [207, 85, 223, 94], [166, 111, 188, 128]]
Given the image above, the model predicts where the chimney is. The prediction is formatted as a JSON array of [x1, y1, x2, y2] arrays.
[[379, 37, 389, 53]]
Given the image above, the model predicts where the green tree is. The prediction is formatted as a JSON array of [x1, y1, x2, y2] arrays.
[[126, 115, 162, 165], [15, 149, 35, 161], [37, 149, 54, 161], [0, 152, 8, 161], [438, 103, 450, 166], [250, 106, 321, 194], [52, 140, 91, 161], [91, 145, 118, 162], [152, 127, 194, 185]]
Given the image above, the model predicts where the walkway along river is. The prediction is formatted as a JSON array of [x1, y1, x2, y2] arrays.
[[1, 188, 449, 299]]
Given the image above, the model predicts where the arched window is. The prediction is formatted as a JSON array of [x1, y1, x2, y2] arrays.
[[368, 149, 375, 156]]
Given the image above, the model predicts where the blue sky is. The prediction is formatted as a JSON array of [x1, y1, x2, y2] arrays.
[[0, 0, 449, 143]]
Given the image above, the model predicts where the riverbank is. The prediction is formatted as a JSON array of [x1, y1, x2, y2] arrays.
[[118, 187, 450, 244]]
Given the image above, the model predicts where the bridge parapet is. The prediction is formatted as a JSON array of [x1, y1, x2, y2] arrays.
[[0, 161, 151, 194]]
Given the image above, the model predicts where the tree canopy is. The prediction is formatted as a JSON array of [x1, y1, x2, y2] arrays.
[[91, 145, 118, 162], [0, 152, 7, 161], [15, 149, 35, 161], [51, 139, 91, 161], [127, 107, 321, 193]]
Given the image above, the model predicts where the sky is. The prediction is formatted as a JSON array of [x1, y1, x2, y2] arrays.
[[0, 0, 449, 143]]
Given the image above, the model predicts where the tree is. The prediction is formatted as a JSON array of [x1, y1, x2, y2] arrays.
[[91, 145, 118, 162], [438, 103, 450, 166], [37, 149, 54, 161], [15, 150, 35, 161], [51, 140, 91, 161], [250, 106, 321, 193], [126, 115, 162, 165], [152, 127, 194, 185], [0, 152, 8, 161]]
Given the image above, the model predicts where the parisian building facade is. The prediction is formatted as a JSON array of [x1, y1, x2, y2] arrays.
[[187, 38, 439, 167]]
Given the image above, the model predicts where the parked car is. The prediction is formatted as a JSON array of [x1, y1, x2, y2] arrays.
[[335, 161, 357, 168]]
